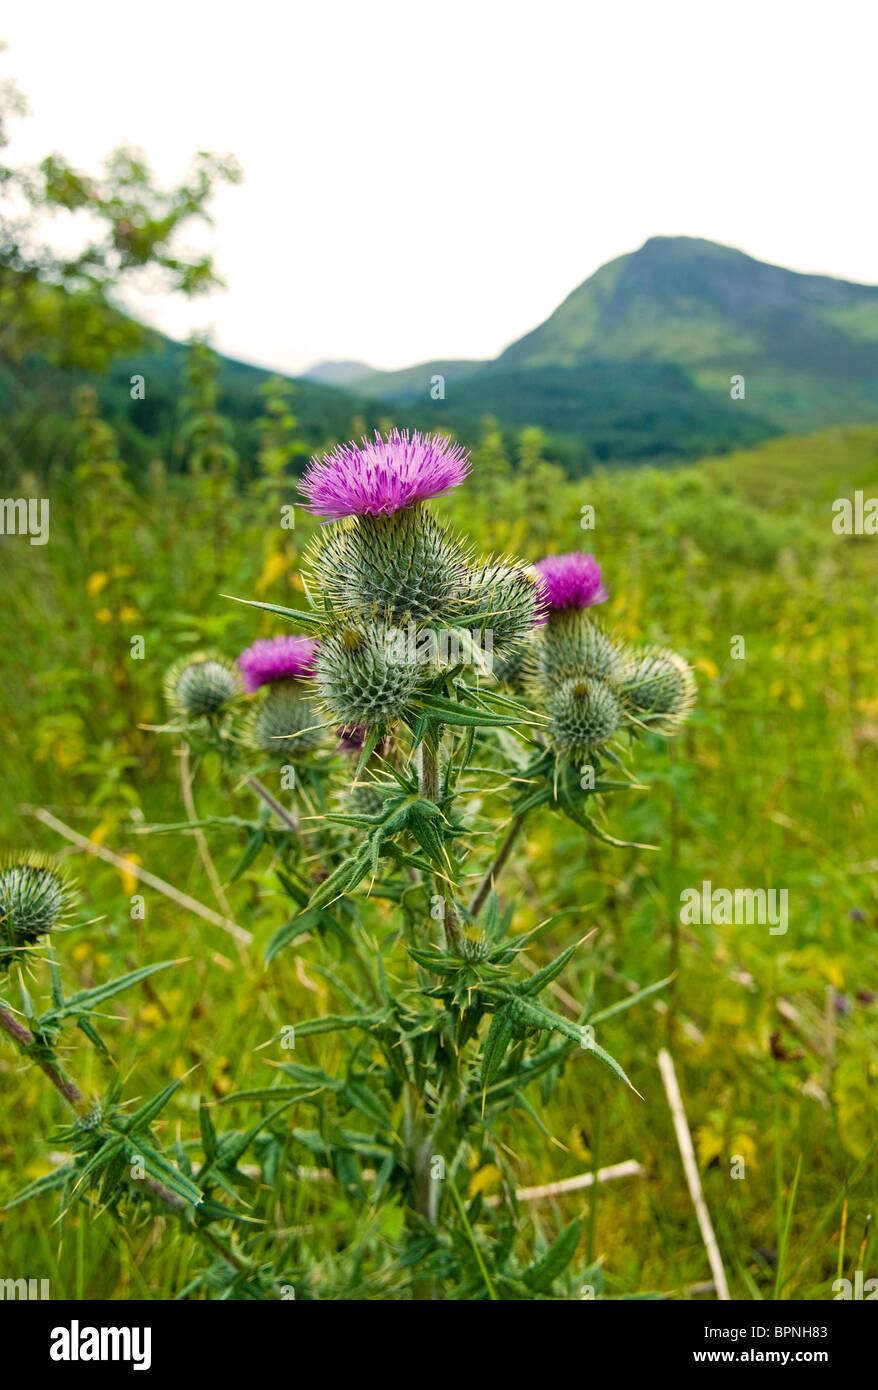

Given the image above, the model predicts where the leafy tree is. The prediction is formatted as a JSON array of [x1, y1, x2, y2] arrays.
[[0, 52, 241, 375]]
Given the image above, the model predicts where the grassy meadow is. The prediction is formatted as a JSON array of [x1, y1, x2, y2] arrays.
[[2, 405, 877, 1300]]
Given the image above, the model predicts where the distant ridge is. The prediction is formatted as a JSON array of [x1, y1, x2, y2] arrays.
[[303, 360, 376, 387], [19, 237, 878, 479]]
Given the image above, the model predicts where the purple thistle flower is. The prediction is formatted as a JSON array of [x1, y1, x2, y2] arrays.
[[238, 635, 319, 692], [298, 428, 471, 520], [534, 552, 608, 614]]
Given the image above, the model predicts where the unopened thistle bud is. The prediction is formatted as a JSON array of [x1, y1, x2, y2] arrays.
[[460, 561, 542, 659], [0, 853, 74, 969], [164, 653, 240, 718], [619, 647, 697, 728], [458, 926, 490, 963], [313, 623, 431, 730], [493, 644, 529, 689], [535, 610, 627, 688], [547, 676, 624, 761], [350, 780, 387, 819], [247, 680, 324, 757]]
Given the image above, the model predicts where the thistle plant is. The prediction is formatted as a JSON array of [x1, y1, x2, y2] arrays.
[[2, 429, 697, 1301], [619, 646, 698, 726], [210, 431, 697, 1293]]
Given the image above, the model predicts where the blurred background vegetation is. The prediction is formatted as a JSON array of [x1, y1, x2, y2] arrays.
[[1, 57, 877, 1300]]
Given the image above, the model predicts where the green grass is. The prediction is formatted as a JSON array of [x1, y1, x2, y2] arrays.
[[1, 424, 877, 1298]]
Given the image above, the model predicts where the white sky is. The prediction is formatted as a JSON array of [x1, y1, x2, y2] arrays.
[[4, 1, 877, 375]]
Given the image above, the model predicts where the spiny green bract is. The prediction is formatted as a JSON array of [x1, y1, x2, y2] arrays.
[[246, 679, 324, 758], [547, 676, 625, 760], [0, 853, 73, 969], [535, 609, 629, 687], [305, 507, 470, 624], [164, 653, 241, 718], [619, 646, 697, 727], [313, 623, 434, 729]]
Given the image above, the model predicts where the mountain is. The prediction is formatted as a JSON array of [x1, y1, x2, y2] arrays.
[[497, 236, 878, 370], [497, 236, 878, 428], [303, 360, 376, 387], [325, 237, 878, 466]]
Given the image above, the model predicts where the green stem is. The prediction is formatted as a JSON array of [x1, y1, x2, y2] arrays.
[[248, 774, 299, 834], [469, 811, 528, 918], [0, 1002, 89, 1114], [586, 1101, 602, 1265], [447, 1172, 498, 1300], [417, 737, 461, 949]]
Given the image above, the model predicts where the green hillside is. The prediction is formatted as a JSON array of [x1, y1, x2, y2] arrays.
[[410, 360, 775, 465], [332, 357, 489, 397], [0, 331, 397, 485], [500, 237, 878, 375], [98, 340, 391, 470]]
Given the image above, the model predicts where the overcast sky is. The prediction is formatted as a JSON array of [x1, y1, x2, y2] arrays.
[[4, 1, 876, 375]]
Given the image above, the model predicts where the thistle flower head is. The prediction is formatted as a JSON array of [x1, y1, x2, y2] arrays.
[[313, 623, 431, 729], [238, 634, 318, 692], [0, 853, 74, 969], [547, 676, 624, 761], [299, 428, 471, 521], [534, 552, 608, 615], [619, 647, 697, 729], [246, 679, 324, 758], [164, 653, 241, 718]]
